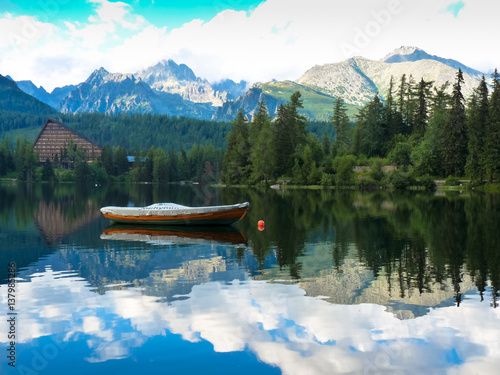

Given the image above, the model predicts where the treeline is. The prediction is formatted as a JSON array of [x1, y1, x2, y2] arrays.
[[0, 136, 38, 181], [1, 110, 337, 154], [221, 69, 500, 186], [0, 134, 225, 185], [0, 111, 232, 151], [59, 113, 232, 151], [126, 144, 224, 184]]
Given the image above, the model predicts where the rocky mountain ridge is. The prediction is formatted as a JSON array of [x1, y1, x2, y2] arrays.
[[214, 48, 487, 121], [5, 47, 490, 121]]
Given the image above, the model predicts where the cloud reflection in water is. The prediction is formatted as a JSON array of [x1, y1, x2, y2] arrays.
[[2, 267, 500, 374]]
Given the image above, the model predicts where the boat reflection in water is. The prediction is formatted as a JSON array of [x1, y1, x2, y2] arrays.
[[101, 224, 248, 246]]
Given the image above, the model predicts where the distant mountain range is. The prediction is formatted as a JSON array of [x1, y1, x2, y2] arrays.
[[1, 46, 491, 121], [215, 46, 487, 121]]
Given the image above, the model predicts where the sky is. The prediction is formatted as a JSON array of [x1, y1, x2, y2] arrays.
[[0, 0, 499, 92]]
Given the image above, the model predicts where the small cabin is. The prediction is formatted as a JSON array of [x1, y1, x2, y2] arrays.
[[33, 119, 102, 163]]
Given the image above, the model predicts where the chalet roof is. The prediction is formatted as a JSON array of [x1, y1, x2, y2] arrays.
[[34, 118, 101, 149]]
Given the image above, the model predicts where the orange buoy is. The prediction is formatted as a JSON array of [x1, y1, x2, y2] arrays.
[[258, 220, 265, 231]]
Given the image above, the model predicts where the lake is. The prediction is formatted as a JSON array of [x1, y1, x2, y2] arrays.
[[1, 182, 499, 374]]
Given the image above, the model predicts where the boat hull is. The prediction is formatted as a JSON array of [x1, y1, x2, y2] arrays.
[[101, 203, 248, 226]]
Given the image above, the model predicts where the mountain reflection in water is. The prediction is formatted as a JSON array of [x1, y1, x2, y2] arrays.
[[0, 182, 499, 374]]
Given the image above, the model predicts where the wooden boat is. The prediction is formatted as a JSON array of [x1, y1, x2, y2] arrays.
[[101, 224, 248, 245], [100, 202, 249, 225]]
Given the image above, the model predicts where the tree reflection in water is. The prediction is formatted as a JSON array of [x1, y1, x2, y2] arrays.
[[1, 182, 499, 310]]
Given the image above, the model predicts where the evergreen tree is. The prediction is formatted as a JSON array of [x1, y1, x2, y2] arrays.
[[485, 69, 500, 181], [249, 101, 275, 184], [273, 103, 295, 176], [189, 144, 205, 183], [386, 76, 403, 139], [177, 149, 189, 181], [166, 149, 178, 182], [272, 91, 309, 177], [288, 91, 308, 147], [13, 137, 37, 181], [221, 110, 251, 184], [114, 146, 129, 175], [322, 131, 330, 156], [413, 78, 433, 136], [153, 148, 168, 183], [143, 146, 156, 182], [405, 75, 417, 133], [74, 158, 91, 184], [41, 158, 55, 181], [251, 118, 275, 184], [411, 86, 450, 177], [331, 96, 351, 156], [100, 144, 115, 175], [355, 94, 387, 157], [249, 99, 269, 146], [0, 137, 13, 175], [466, 76, 489, 182], [442, 69, 467, 176]]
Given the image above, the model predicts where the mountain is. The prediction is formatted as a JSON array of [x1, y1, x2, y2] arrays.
[[214, 80, 359, 122], [135, 59, 226, 106], [382, 46, 484, 79], [214, 46, 485, 121], [11, 59, 243, 118], [13, 79, 77, 109], [212, 79, 248, 101], [0, 74, 57, 116], [59, 67, 214, 119], [50, 84, 77, 107], [5, 47, 488, 121], [298, 55, 481, 105]]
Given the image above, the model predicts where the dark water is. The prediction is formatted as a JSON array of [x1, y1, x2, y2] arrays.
[[1, 182, 499, 374]]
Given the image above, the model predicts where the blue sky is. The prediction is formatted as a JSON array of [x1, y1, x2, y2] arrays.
[[2, 0, 265, 30], [1, 0, 498, 91]]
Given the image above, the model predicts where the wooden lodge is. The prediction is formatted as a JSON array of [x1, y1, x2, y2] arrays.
[[34, 119, 101, 163]]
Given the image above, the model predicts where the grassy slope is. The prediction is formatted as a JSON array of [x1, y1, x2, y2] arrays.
[[261, 80, 359, 121]]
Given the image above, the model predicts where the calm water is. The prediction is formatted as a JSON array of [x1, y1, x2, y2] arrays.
[[1, 182, 499, 374]]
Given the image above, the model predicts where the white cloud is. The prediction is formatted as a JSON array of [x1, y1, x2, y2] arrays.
[[1, 0, 499, 92], [0, 13, 56, 49]]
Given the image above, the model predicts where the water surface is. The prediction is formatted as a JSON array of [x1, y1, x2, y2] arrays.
[[1, 182, 499, 374]]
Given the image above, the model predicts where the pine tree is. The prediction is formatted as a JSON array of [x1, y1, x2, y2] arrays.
[[355, 94, 387, 157], [272, 92, 308, 177], [114, 146, 129, 176], [251, 118, 275, 184], [288, 91, 308, 147], [221, 110, 251, 184], [442, 69, 467, 176], [485, 69, 500, 181], [413, 78, 433, 136], [322, 131, 330, 156], [249, 99, 269, 146], [405, 75, 417, 133], [386, 76, 403, 139], [153, 148, 168, 183], [331, 96, 351, 156], [177, 149, 189, 181], [100, 144, 114, 175], [41, 158, 55, 181], [466, 76, 489, 182], [249, 100, 275, 184]]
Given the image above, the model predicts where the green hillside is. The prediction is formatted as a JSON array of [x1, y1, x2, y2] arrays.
[[0, 75, 57, 116], [261, 80, 359, 121]]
